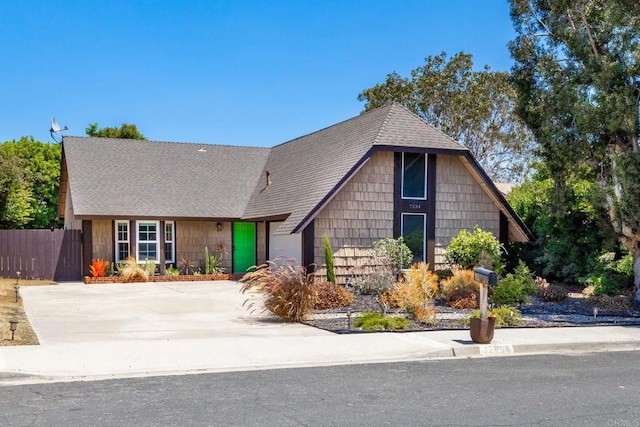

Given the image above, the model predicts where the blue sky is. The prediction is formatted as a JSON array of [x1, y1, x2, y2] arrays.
[[1, 0, 516, 147]]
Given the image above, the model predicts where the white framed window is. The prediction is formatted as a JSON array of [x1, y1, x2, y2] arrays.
[[136, 221, 159, 262], [115, 221, 130, 262], [401, 213, 426, 264], [164, 221, 175, 264], [401, 152, 427, 200]]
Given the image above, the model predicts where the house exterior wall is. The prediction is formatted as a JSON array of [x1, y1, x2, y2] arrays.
[[434, 155, 500, 267], [91, 220, 113, 261], [175, 221, 232, 271], [313, 151, 394, 282], [256, 221, 266, 265], [84, 219, 234, 272], [64, 184, 82, 230]]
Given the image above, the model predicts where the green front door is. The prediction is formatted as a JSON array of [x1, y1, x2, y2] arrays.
[[233, 222, 256, 273]]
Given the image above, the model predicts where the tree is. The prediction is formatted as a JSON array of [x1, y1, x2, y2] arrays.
[[86, 123, 147, 140], [358, 52, 535, 182], [0, 153, 33, 228], [0, 137, 61, 229], [509, 0, 640, 299], [506, 162, 619, 284]]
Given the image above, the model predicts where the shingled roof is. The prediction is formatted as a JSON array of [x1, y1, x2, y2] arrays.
[[59, 103, 530, 240], [242, 103, 468, 234], [61, 137, 270, 219]]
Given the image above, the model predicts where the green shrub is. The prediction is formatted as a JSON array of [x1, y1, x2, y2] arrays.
[[312, 281, 354, 309], [165, 264, 180, 276], [492, 261, 536, 305], [323, 234, 336, 284], [465, 306, 523, 328], [107, 260, 126, 277], [582, 272, 622, 296], [581, 251, 633, 296], [203, 247, 225, 274], [444, 226, 504, 272], [353, 312, 409, 330], [372, 237, 413, 275], [351, 265, 395, 295], [144, 258, 156, 276], [240, 259, 317, 322]]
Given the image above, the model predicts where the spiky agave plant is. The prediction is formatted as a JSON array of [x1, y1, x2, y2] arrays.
[[240, 257, 317, 322]]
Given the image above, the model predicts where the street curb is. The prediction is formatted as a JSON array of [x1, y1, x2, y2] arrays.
[[449, 341, 640, 358]]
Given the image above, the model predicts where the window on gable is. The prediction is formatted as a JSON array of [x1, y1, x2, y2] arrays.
[[402, 152, 427, 200], [137, 221, 159, 262], [115, 221, 129, 262], [164, 221, 175, 264]]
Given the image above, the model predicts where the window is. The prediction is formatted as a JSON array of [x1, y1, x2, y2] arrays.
[[164, 221, 175, 264], [402, 152, 427, 199], [115, 221, 129, 262], [137, 221, 159, 262], [401, 213, 426, 264]]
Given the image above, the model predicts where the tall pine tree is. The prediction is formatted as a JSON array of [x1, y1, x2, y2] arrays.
[[509, 0, 640, 299]]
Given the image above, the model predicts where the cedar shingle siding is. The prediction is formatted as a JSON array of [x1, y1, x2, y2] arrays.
[[434, 155, 500, 267], [91, 220, 113, 261], [175, 221, 232, 272], [314, 151, 395, 282]]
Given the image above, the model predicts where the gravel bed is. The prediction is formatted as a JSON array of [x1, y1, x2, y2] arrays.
[[304, 293, 640, 333]]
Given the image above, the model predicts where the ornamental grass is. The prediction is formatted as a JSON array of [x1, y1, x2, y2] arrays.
[[240, 259, 317, 322]]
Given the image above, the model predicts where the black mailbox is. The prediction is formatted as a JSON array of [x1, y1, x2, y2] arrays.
[[474, 268, 498, 286]]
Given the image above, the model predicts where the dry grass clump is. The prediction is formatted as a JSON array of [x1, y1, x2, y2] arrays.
[[312, 281, 354, 310], [447, 288, 479, 309], [381, 262, 438, 324], [440, 269, 481, 309], [585, 294, 631, 311], [240, 259, 317, 322], [535, 277, 568, 302], [121, 256, 150, 282]]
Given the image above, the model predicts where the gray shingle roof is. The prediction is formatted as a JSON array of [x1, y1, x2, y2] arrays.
[[63, 137, 270, 218], [373, 103, 468, 151], [242, 103, 468, 233]]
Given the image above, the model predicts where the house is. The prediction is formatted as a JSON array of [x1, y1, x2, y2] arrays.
[[58, 103, 531, 280]]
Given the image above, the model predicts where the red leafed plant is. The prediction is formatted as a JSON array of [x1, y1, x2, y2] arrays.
[[89, 259, 109, 277]]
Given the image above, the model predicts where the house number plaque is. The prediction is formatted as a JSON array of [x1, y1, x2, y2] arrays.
[[409, 203, 422, 209]]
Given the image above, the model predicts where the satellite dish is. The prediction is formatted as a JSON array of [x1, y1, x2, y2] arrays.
[[50, 117, 68, 143]]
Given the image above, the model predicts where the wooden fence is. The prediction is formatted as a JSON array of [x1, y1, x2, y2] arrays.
[[0, 229, 82, 281]]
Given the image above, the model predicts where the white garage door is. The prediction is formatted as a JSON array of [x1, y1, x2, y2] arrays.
[[268, 222, 302, 265]]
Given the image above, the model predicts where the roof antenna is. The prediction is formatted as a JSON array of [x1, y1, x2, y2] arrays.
[[50, 117, 68, 143]]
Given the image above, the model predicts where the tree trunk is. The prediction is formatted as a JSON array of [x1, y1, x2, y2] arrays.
[[634, 254, 640, 302], [602, 155, 640, 301]]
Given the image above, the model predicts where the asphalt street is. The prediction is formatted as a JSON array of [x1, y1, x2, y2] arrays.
[[1, 351, 639, 426]]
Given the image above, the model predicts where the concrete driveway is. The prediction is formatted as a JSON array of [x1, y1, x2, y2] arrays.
[[20, 281, 330, 344]]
